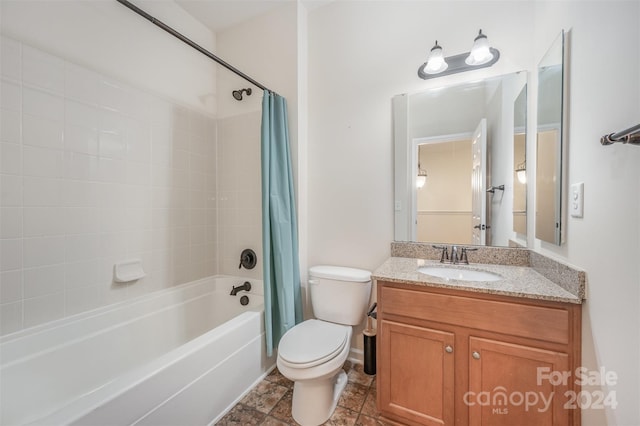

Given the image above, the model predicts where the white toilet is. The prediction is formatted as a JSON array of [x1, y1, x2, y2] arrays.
[[277, 265, 372, 426]]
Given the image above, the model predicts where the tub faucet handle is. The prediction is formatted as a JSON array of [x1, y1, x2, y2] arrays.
[[238, 249, 257, 270]]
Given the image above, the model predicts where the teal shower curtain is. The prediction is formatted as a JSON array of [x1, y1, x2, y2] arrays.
[[261, 90, 303, 357]]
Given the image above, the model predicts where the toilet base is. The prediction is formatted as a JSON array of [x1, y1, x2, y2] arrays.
[[291, 369, 348, 426]]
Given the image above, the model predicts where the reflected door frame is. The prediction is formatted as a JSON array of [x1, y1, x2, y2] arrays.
[[513, 125, 527, 237], [535, 123, 562, 245], [411, 132, 473, 241], [471, 119, 487, 245]]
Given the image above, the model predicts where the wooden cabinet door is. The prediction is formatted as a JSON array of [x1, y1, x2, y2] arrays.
[[468, 337, 570, 426], [379, 320, 455, 426]]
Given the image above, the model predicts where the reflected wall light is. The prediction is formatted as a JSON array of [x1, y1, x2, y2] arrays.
[[418, 30, 500, 80], [515, 160, 527, 184], [416, 164, 427, 188]]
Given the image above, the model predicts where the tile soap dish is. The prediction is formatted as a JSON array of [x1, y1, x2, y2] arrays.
[[114, 259, 146, 283]]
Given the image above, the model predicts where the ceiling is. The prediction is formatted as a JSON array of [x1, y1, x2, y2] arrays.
[[175, 0, 294, 33]]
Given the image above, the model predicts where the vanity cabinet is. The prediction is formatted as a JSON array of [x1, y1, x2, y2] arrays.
[[379, 320, 455, 425], [377, 281, 581, 426], [467, 337, 569, 425]]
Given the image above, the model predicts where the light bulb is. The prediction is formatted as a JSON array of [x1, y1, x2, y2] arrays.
[[424, 42, 448, 74], [466, 30, 494, 66]]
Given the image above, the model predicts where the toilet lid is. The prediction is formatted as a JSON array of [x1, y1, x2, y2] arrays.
[[278, 319, 349, 368]]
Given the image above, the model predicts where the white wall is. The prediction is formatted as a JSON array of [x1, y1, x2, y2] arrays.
[[308, 0, 534, 356], [308, 1, 534, 271], [307, 1, 639, 423], [531, 2, 640, 425], [0, 0, 217, 115], [216, 2, 298, 139], [215, 2, 299, 276]]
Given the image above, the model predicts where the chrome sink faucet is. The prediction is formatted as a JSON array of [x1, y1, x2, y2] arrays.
[[450, 245, 460, 264], [432, 245, 477, 265]]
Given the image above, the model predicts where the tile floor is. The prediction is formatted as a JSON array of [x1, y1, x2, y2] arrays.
[[216, 361, 397, 425]]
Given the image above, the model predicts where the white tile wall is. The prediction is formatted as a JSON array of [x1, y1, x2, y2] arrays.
[[22, 44, 65, 95], [0, 36, 223, 335], [0, 270, 22, 303], [217, 112, 262, 280], [1, 37, 21, 82]]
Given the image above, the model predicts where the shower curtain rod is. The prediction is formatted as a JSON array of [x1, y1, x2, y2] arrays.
[[116, 0, 273, 94], [600, 123, 640, 145]]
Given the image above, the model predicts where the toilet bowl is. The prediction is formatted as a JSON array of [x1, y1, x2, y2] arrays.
[[276, 265, 371, 426]]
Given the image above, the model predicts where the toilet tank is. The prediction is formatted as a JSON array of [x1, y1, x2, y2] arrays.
[[308, 265, 372, 325]]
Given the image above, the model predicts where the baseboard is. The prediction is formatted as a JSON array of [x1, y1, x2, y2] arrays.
[[348, 347, 364, 365]]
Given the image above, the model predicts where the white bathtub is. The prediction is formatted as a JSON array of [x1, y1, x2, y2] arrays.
[[0, 276, 274, 426]]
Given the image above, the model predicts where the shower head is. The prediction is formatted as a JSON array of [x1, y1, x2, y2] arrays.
[[232, 88, 252, 101]]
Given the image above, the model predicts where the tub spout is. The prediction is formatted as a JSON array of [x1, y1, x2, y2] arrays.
[[230, 281, 251, 296]]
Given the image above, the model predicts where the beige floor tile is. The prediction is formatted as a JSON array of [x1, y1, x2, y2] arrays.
[[221, 363, 386, 426], [355, 414, 397, 426], [360, 387, 378, 417], [265, 367, 294, 389], [241, 380, 289, 414], [217, 403, 266, 425], [261, 416, 291, 426], [338, 382, 369, 412], [269, 389, 295, 424], [324, 406, 359, 426], [347, 363, 374, 387]]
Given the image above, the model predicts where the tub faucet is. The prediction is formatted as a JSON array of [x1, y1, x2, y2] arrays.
[[230, 281, 251, 296]]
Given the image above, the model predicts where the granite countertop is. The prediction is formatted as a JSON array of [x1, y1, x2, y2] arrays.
[[372, 257, 583, 304]]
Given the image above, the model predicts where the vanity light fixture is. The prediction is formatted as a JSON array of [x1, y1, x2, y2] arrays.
[[418, 29, 500, 80], [515, 160, 527, 184]]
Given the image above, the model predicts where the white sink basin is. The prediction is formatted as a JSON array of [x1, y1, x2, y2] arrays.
[[418, 266, 502, 282]]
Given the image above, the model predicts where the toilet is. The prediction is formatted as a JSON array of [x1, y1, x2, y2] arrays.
[[277, 265, 372, 426]]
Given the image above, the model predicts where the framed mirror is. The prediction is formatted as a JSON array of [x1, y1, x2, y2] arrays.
[[536, 30, 566, 245], [393, 71, 528, 247], [513, 85, 527, 238]]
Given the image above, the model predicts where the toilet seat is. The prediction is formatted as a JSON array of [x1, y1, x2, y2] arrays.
[[278, 320, 349, 369]]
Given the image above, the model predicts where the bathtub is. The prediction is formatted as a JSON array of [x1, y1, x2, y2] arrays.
[[0, 276, 274, 426]]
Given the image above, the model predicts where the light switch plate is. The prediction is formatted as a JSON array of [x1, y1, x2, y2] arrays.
[[570, 182, 584, 218]]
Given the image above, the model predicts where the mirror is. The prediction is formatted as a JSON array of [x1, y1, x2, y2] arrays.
[[394, 71, 528, 247], [513, 85, 527, 237], [536, 30, 566, 245]]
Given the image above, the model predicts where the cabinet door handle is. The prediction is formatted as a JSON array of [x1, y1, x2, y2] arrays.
[[445, 345, 453, 353], [472, 351, 481, 360]]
